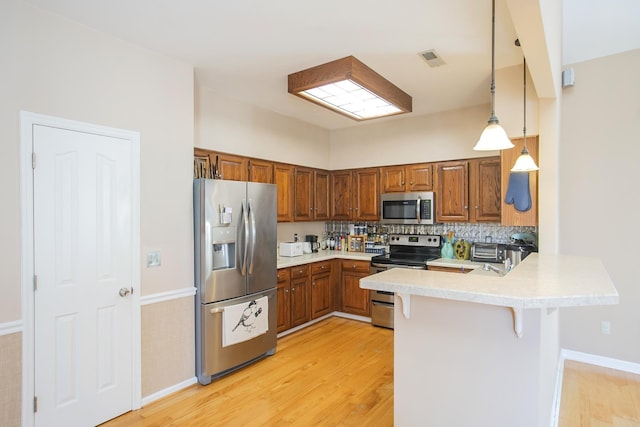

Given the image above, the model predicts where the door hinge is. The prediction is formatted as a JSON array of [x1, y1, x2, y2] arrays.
[[32, 152, 36, 169], [33, 275, 37, 291], [34, 396, 37, 412]]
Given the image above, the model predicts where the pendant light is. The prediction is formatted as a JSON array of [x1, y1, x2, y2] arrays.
[[473, 0, 514, 151], [511, 55, 539, 171]]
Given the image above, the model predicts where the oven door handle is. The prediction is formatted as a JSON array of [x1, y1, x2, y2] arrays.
[[371, 262, 391, 268], [373, 263, 426, 270]]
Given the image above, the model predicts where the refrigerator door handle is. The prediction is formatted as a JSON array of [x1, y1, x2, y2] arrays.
[[248, 199, 257, 275], [240, 199, 249, 276]]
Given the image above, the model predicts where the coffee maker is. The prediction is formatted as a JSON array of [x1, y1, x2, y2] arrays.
[[305, 235, 319, 253]]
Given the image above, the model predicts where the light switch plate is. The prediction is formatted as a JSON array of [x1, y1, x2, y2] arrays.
[[147, 251, 161, 267]]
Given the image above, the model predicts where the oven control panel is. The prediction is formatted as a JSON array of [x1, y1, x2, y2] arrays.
[[388, 234, 441, 247]]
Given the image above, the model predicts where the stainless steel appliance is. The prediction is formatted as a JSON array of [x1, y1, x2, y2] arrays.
[[471, 242, 506, 263], [194, 178, 277, 385], [504, 243, 537, 266], [369, 234, 442, 329], [380, 192, 434, 225]]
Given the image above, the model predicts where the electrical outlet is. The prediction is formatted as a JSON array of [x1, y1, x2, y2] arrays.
[[146, 251, 161, 267], [601, 321, 611, 335]]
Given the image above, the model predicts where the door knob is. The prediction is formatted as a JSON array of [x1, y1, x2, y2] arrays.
[[119, 287, 132, 297]]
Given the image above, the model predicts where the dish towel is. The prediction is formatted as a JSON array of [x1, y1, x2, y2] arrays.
[[222, 296, 269, 348], [504, 172, 532, 212]]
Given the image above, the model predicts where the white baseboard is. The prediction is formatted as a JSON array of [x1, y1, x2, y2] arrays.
[[0, 320, 22, 336], [561, 349, 640, 374], [551, 349, 640, 427], [141, 376, 198, 406], [276, 311, 371, 338]]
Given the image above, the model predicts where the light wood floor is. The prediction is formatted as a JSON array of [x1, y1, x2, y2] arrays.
[[559, 360, 640, 427], [101, 318, 640, 427], [101, 317, 394, 426]]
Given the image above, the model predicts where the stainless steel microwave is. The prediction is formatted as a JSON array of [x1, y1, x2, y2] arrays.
[[380, 192, 434, 225]]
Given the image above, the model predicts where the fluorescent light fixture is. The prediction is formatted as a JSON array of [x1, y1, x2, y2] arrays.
[[288, 56, 412, 121], [473, 0, 514, 151]]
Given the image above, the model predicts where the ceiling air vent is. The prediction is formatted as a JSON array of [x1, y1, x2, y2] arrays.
[[418, 49, 446, 68]]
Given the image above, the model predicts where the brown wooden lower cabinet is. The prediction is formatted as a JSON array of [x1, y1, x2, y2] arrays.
[[311, 261, 333, 319], [276, 268, 291, 333], [278, 258, 372, 333], [340, 260, 371, 317], [290, 265, 311, 327]]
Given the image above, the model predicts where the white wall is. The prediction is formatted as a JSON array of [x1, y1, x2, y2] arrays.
[[330, 65, 538, 170], [196, 87, 331, 169], [559, 49, 640, 362], [0, 1, 194, 315]]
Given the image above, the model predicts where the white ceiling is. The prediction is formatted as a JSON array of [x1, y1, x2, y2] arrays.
[[24, 0, 640, 130]]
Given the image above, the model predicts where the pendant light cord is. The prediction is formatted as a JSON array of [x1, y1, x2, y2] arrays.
[[489, 0, 497, 122], [522, 56, 529, 154]]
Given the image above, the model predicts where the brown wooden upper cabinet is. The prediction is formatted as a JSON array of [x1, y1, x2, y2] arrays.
[[331, 170, 353, 220], [294, 167, 314, 221], [274, 163, 295, 222], [436, 157, 501, 223], [380, 163, 433, 193], [353, 168, 380, 221], [469, 157, 501, 222], [313, 169, 331, 221], [294, 167, 331, 222], [501, 136, 539, 226], [248, 159, 273, 183], [436, 160, 469, 222], [216, 153, 248, 181], [331, 168, 380, 221]]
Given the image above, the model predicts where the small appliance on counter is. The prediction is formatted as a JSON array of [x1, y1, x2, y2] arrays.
[[279, 241, 303, 257], [471, 242, 506, 263], [305, 235, 319, 253]]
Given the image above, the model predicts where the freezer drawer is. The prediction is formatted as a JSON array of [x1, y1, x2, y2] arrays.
[[197, 289, 277, 385]]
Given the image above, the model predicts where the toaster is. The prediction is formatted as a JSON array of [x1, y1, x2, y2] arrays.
[[279, 241, 303, 257]]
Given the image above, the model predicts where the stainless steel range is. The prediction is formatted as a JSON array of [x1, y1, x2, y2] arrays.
[[369, 234, 441, 329]]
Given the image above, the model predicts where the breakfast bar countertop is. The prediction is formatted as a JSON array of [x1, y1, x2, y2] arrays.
[[361, 253, 619, 310]]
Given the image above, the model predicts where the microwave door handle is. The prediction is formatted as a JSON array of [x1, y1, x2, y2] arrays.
[[416, 197, 421, 223]]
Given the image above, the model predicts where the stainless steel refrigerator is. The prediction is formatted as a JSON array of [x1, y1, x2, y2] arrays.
[[194, 178, 277, 385]]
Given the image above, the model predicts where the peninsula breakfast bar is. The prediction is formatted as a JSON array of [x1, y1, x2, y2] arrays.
[[360, 253, 618, 427]]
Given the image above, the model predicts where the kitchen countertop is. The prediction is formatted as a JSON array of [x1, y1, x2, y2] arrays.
[[361, 253, 618, 309], [277, 250, 378, 269]]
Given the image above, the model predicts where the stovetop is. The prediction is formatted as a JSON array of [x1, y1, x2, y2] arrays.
[[371, 234, 441, 267]]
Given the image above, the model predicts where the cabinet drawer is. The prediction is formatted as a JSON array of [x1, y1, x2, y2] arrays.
[[277, 268, 290, 282], [311, 261, 332, 275], [341, 260, 370, 274], [290, 264, 309, 279]]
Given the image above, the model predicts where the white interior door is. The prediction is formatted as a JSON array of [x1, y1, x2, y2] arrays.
[[33, 124, 134, 426]]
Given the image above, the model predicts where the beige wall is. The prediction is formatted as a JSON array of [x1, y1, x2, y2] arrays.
[[0, 333, 21, 427], [141, 297, 195, 397], [0, 0, 196, 417], [559, 49, 640, 362]]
